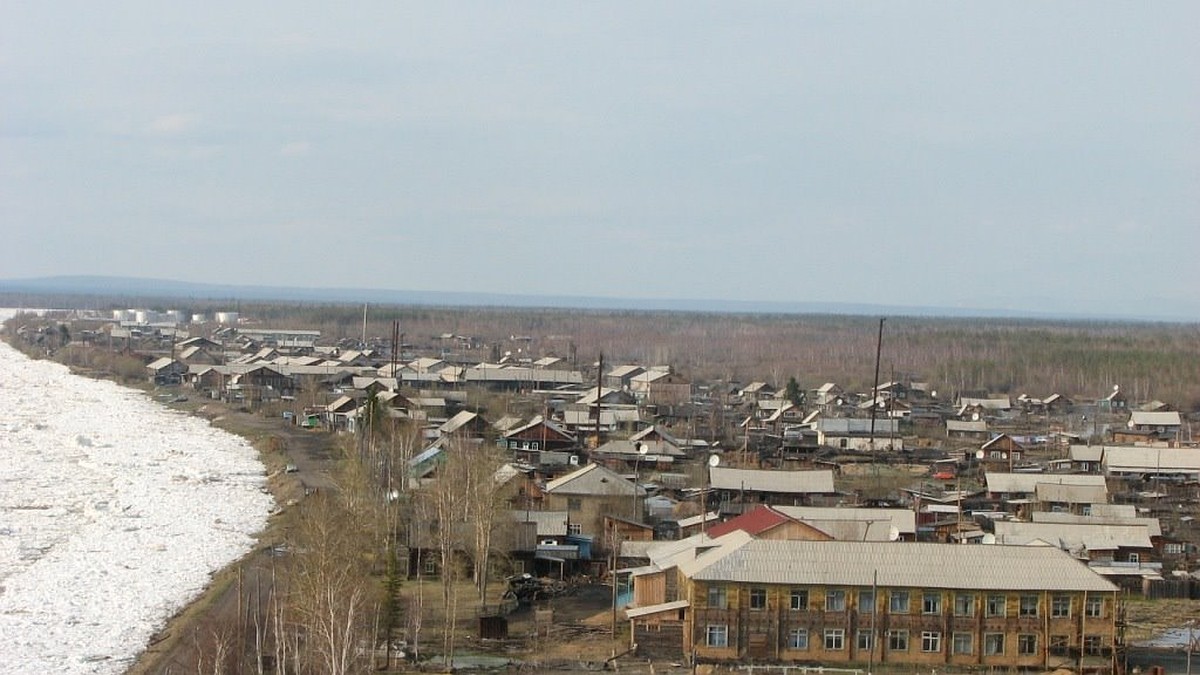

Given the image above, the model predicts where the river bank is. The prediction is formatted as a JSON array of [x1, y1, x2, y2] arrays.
[[0, 315, 275, 674]]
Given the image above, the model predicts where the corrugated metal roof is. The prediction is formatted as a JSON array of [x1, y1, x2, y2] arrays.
[[1069, 445, 1104, 462], [626, 600, 689, 619], [544, 463, 643, 496], [993, 521, 1153, 551], [1035, 482, 1108, 504], [1032, 511, 1161, 537], [985, 472, 1106, 494], [1102, 446, 1200, 473], [707, 505, 793, 538], [1130, 411, 1182, 427], [709, 467, 835, 494], [775, 506, 917, 536], [684, 538, 1117, 592]]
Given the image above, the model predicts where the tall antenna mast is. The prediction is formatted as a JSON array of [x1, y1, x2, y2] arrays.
[[361, 303, 368, 349]]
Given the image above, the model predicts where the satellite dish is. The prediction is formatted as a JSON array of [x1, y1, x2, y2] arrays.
[[975, 449, 986, 460], [1127, 419, 1136, 429], [836, 398, 843, 406], [931, 390, 938, 398], [971, 412, 980, 421], [888, 526, 901, 542], [636, 441, 649, 456], [1113, 384, 1120, 392], [708, 454, 721, 468]]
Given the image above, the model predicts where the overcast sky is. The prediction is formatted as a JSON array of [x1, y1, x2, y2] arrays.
[[3, 3, 1197, 318]]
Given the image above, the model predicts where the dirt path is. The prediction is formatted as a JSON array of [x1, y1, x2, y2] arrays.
[[125, 398, 337, 675]]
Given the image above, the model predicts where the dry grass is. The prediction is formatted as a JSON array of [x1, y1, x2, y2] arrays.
[[1123, 597, 1200, 643]]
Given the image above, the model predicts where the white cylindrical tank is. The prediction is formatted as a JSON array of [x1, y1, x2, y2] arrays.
[[165, 310, 184, 324], [191, 313, 208, 324], [215, 312, 240, 324]]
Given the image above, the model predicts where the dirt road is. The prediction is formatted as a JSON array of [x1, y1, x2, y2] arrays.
[[125, 398, 337, 674]]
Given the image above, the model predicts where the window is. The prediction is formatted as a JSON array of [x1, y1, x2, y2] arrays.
[[789, 628, 809, 650], [1129, 552, 1140, 563], [954, 593, 975, 617], [986, 594, 1006, 617], [707, 585, 727, 609], [1084, 635, 1104, 655], [824, 629, 845, 651], [984, 633, 1005, 656], [567, 497, 582, 511], [921, 631, 942, 653], [1018, 634, 1038, 656], [857, 630, 874, 651], [1085, 596, 1103, 618], [706, 624, 728, 648], [952, 632, 973, 655], [859, 589, 875, 614], [922, 592, 942, 615], [890, 590, 910, 614], [1051, 595, 1071, 618], [888, 630, 909, 651], [750, 587, 767, 610], [422, 555, 438, 576], [790, 589, 809, 611], [1049, 635, 1070, 657], [567, 523, 582, 535], [826, 589, 847, 612], [1166, 542, 1186, 555], [1019, 594, 1039, 617]]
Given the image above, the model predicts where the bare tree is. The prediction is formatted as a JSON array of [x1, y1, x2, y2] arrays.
[[288, 491, 377, 675]]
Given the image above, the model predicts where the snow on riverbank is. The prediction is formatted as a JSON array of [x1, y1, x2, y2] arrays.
[[0, 310, 273, 674]]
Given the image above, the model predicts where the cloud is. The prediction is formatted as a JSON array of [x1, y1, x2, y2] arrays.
[[279, 140, 311, 157], [146, 113, 199, 136]]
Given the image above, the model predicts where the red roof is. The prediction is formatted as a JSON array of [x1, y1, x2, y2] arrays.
[[706, 504, 793, 538]]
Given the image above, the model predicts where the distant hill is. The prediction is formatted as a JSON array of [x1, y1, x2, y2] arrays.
[[0, 275, 1190, 322]]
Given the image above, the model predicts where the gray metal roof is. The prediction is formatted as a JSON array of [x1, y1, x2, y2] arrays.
[[985, 472, 1106, 494], [1035, 482, 1108, 504], [775, 506, 917, 536], [993, 521, 1153, 551], [1102, 446, 1200, 474], [544, 463, 643, 496], [709, 467, 835, 494], [1031, 511, 1161, 537], [683, 538, 1117, 592]]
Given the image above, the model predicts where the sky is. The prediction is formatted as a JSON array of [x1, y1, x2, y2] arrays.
[[2, 3, 1198, 319]]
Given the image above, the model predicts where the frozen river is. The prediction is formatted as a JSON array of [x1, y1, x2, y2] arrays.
[[0, 310, 273, 674]]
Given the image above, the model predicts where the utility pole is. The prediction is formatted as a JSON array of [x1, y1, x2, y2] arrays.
[[868, 318, 886, 453], [594, 352, 604, 449]]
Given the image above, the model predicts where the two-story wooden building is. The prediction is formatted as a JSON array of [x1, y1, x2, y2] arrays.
[[628, 535, 1120, 672]]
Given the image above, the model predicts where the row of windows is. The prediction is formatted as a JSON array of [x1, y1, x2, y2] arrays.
[[705, 626, 1110, 655], [707, 586, 1104, 618]]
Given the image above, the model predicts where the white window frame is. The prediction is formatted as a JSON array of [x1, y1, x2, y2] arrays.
[[706, 624, 728, 648], [824, 628, 845, 651], [921, 631, 942, 653], [788, 627, 809, 650]]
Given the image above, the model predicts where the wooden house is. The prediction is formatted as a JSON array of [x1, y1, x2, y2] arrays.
[[626, 535, 1120, 671]]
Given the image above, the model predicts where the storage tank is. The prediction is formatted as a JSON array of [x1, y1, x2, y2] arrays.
[[215, 311, 240, 325]]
